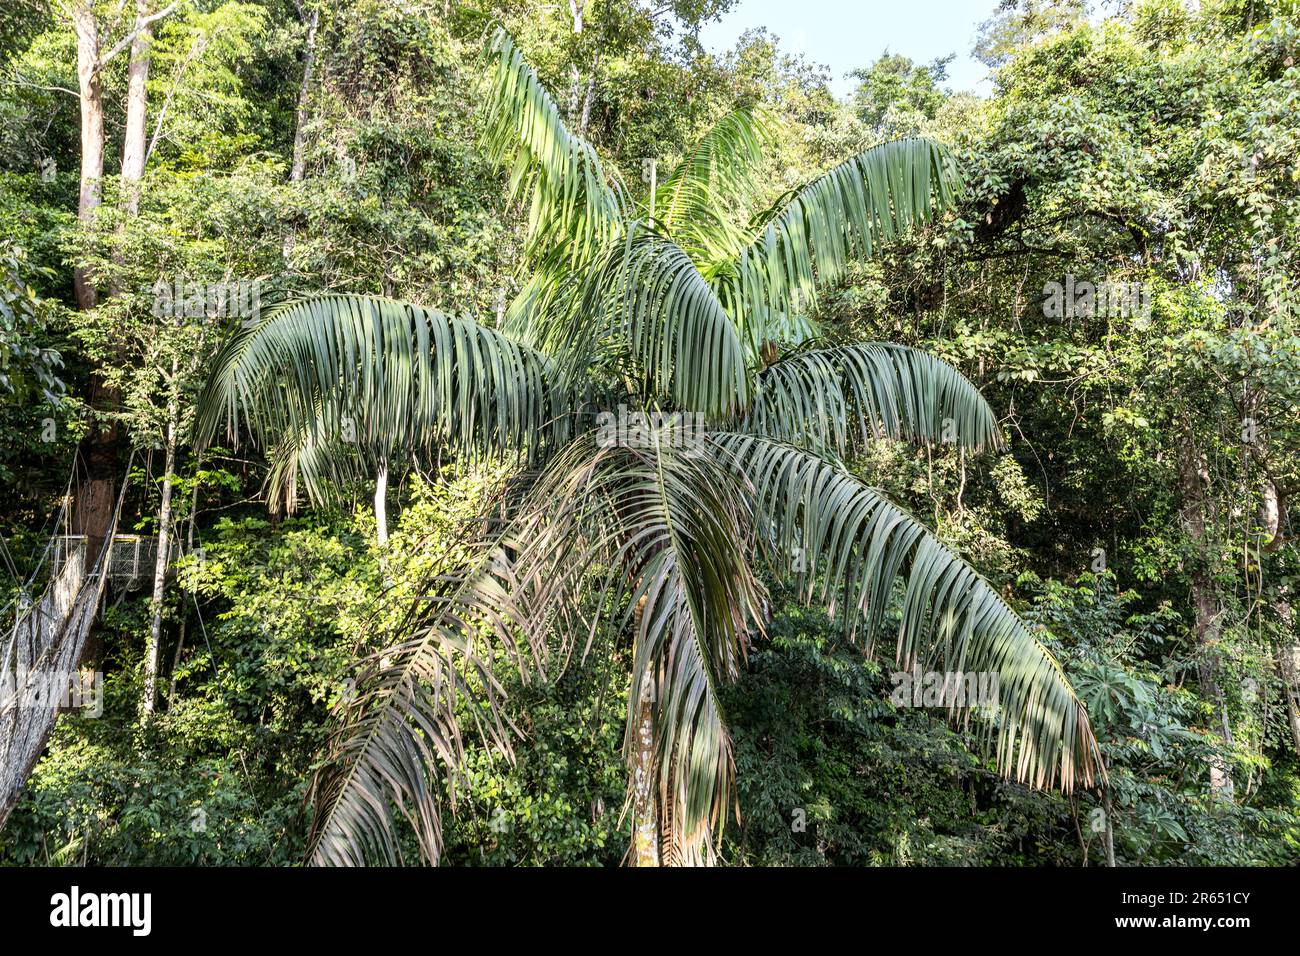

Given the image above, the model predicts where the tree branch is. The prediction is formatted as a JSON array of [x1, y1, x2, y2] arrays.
[[98, 2, 180, 70], [1, 74, 79, 98]]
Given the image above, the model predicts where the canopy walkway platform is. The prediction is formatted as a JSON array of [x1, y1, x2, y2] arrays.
[[52, 534, 183, 588]]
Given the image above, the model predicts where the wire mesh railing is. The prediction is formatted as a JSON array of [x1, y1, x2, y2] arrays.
[[52, 535, 184, 588]]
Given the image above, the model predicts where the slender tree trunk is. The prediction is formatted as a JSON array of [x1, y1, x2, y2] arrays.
[[1274, 601, 1300, 758], [1178, 437, 1235, 799], [283, 4, 319, 263], [289, 5, 319, 184], [142, 366, 179, 717], [374, 461, 388, 545], [1260, 477, 1282, 550], [565, 2, 589, 129], [579, 76, 595, 135], [119, 1, 154, 217], [631, 669, 659, 866], [111, 0, 154, 304], [1101, 790, 1116, 867], [567, 63, 581, 117], [629, 590, 660, 866], [167, 462, 203, 702], [72, 2, 104, 310]]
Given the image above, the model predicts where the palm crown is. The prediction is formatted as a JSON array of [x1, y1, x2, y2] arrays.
[[197, 28, 1103, 866]]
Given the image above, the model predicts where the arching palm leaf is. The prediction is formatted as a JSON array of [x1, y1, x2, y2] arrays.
[[709, 433, 1103, 792], [196, 294, 574, 508], [481, 27, 626, 264], [505, 226, 750, 417], [716, 137, 963, 353], [653, 108, 772, 264], [306, 553, 530, 866], [614, 442, 757, 865], [743, 342, 1004, 455], [504, 435, 760, 864], [589, 227, 750, 416]]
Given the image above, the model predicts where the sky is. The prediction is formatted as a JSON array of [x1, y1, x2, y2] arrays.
[[697, 0, 1005, 100]]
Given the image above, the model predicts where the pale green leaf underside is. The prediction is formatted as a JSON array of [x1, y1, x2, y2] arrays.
[[711, 432, 1103, 793], [744, 342, 1005, 455], [482, 27, 626, 264], [196, 294, 571, 508], [716, 137, 963, 353]]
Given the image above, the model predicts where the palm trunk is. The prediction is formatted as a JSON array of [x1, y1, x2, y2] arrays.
[[374, 462, 388, 545], [631, 669, 659, 866], [629, 590, 659, 866], [142, 367, 179, 717]]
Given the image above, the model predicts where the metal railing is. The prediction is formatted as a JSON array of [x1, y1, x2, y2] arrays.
[[52, 535, 183, 587]]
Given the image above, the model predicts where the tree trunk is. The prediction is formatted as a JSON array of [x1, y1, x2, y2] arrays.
[[74, 379, 120, 540], [167, 462, 204, 702], [628, 587, 660, 865], [119, 0, 154, 217], [142, 369, 179, 717], [70, 3, 117, 554], [72, 1, 104, 310], [579, 76, 595, 135], [1101, 790, 1116, 867], [374, 461, 388, 545], [1274, 601, 1300, 758], [567, 63, 581, 118], [289, 5, 319, 184], [631, 669, 659, 866], [1177, 437, 1235, 799]]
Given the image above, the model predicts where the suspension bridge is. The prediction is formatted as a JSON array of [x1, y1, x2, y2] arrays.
[[0, 465, 180, 829]]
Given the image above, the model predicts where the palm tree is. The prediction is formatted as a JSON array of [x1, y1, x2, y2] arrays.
[[198, 29, 1103, 866]]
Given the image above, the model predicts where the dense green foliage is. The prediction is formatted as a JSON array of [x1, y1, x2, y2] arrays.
[[1, 0, 1298, 865]]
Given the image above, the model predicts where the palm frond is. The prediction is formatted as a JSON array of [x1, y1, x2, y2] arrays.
[[264, 411, 346, 514], [481, 27, 626, 264], [620, 443, 757, 864], [196, 294, 573, 508], [717, 137, 963, 352], [709, 433, 1103, 792], [306, 561, 527, 866], [743, 342, 1004, 455], [485, 434, 762, 863], [654, 108, 772, 264], [505, 227, 750, 417], [594, 228, 750, 416]]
